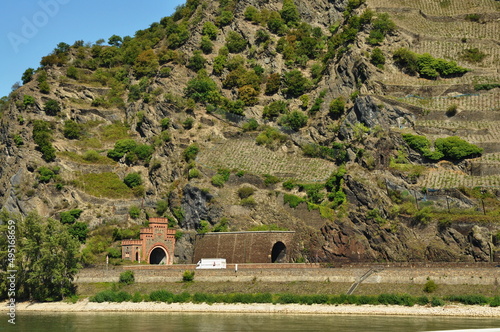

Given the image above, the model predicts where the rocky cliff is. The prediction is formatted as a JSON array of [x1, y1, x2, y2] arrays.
[[1, 0, 499, 264]]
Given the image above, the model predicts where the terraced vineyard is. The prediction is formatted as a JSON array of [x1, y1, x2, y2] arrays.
[[411, 40, 500, 68], [390, 89, 499, 112], [415, 119, 500, 144], [365, 0, 500, 189], [419, 167, 500, 189], [196, 139, 336, 182], [369, 0, 499, 15]]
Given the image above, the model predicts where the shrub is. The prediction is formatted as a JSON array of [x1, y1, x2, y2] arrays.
[[185, 71, 220, 104], [90, 290, 132, 303], [69, 222, 88, 243], [367, 13, 395, 45], [183, 144, 200, 161], [66, 66, 78, 79], [423, 279, 437, 293], [282, 70, 310, 97], [23, 95, 36, 108], [393, 48, 468, 78], [431, 297, 444, 307], [263, 100, 288, 120], [44, 99, 61, 116], [267, 11, 285, 34], [279, 110, 308, 131], [238, 186, 255, 199], [490, 296, 500, 307], [264, 174, 280, 186], [124, 172, 142, 188], [461, 48, 487, 63], [265, 73, 281, 95], [211, 174, 227, 187], [244, 6, 259, 21], [370, 47, 385, 68], [149, 290, 174, 302], [240, 197, 257, 207], [283, 194, 305, 208], [282, 180, 295, 190], [202, 22, 218, 40], [33, 121, 56, 162], [226, 31, 247, 53], [82, 150, 101, 162], [200, 36, 214, 54], [435, 136, 483, 160], [128, 206, 141, 219], [187, 51, 206, 71], [280, 0, 300, 26], [13, 135, 23, 146], [256, 127, 288, 148], [212, 218, 230, 232], [182, 117, 195, 129], [63, 120, 84, 139], [60, 209, 83, 224], [160, 117, 170, 129], [402, 134, 431, 154], [242, 118, 259, 131], [446, 104, 458, 117], [329, 97, 345, 118], [119, 271, 135, 285], [474, 83, 500, 91], [107, 139, 137, 160], [107, 247, 122, 259], [183, 270, 195, 282], [188, 168, 200, 179], [22, 68, 35, 84], [216, 10, 234, 27], [37, 166, 56, 183]]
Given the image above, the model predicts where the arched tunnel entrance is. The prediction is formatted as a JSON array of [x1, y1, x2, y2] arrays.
[[149, 247, 167, 264], [271, 241, 287, 263]]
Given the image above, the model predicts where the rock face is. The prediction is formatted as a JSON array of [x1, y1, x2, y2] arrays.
[[180, 184, 220, 230], [0, 0, 498, 265]]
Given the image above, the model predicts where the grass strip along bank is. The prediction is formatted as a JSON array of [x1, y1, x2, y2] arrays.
[[89, 290, 500, 308]]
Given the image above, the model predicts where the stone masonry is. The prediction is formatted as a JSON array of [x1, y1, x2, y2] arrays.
[[121, 217, 176, 264]]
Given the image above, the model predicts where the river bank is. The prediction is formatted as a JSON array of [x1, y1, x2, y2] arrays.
[[4, 299, 500, 317]]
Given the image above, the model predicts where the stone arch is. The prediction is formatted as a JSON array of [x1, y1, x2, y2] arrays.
[[271, 241, 287, 263], [149, 246, 168, 265]]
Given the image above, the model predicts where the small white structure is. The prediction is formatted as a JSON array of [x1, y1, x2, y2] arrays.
[[196, 258, 226, 269]]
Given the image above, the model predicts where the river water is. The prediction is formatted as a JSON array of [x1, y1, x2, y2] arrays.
[[3, 312, 499, 332]]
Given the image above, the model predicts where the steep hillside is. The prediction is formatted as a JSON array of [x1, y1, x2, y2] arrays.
[[1, 0, 499, 264]]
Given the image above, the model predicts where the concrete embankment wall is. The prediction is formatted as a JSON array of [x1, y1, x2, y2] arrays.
[[76, 263, 500, 286]]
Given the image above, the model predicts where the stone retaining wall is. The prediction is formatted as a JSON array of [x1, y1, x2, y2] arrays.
[[76, 263, 500, 285]]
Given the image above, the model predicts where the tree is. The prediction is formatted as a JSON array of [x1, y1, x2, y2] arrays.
[[263, 100, 288, 119], [22, 68, 35, 84], [434, 136, 483, 160], [283, 70, 310, 97], [108, 34, 123, 47], [329, 97, 345, 118], [63, 120, 84, 139], [279, 110, 308, 130], [280, 0, 300, 26], [133, 49, 159, 78], [225, 31, 247, 53], [44, 99, 61, 116], [0, 211, 80, 301], [185, 71, 220, 104], [202, 22, 218, 40], [124, 172, 142, 188], [187, 51, 206, 71]]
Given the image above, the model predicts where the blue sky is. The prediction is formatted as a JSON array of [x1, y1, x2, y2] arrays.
[[0, 0, 185, 97]]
